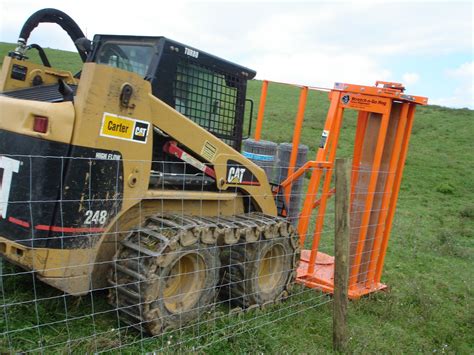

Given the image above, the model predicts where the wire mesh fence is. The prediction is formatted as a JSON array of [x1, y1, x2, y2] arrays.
[[0, 155, 339, 352], [0, 144, 406, 352]]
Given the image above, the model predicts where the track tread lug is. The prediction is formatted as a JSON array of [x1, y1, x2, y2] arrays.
[[109, 212, 299, 335]]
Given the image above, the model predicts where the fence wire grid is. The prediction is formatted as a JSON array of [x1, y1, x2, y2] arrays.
[[0, 152, 397, 352]]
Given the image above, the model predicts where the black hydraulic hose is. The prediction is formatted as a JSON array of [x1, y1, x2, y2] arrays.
[[18, 8, 88, 62], [27, 44, 51, 67]]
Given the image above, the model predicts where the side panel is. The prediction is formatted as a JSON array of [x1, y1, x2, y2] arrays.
[[0, 95, 75, 143], [0, 130, 68, 247], [47, 145, 124, 249], [71, 63, 153, 218], [0, 129, 124, 249]]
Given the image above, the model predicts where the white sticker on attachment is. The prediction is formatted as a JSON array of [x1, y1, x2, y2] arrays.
[[319, 130, 329, 148]]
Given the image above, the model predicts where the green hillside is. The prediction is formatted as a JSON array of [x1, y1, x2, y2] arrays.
[[0, 43, 473, 353], [0, 42, 82, 73]]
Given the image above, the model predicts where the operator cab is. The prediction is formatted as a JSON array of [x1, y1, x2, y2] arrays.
[[89, 35, 256, 151], [89, 35, 256, 189]]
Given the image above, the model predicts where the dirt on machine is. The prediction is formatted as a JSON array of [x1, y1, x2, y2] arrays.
[[0, 9, 299, 334]]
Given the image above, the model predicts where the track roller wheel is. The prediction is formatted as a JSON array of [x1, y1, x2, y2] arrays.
[[108, 217, 220, 335], [220, 220, 299, 308]]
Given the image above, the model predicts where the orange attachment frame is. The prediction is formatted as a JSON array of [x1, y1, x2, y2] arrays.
[[281, 81, 427, 299], [255, 81, 428, 298], [252, 79, 426, 298]]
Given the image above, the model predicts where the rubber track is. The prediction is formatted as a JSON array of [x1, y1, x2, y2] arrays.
[[108, 212, 300, 334]]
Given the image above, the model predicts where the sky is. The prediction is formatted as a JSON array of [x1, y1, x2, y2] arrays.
[[0, 0, 472, 108]]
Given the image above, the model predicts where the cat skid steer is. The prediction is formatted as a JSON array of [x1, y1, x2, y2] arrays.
[[0, 9, 299, 334]]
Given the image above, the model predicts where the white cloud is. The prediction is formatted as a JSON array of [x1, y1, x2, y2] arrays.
[[447, 62, 474, 79], [0, 1, 472, 107], [402, 72, 420, 85], [431, 62, 474, 109], [250, 52, 392, 88]]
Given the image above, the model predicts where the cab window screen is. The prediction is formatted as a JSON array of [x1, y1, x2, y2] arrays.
[[96, 43, 153, 76], [173, 60, 239, 147]]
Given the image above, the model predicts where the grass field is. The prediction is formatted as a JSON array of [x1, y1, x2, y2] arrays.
[[0, 42, 473, 353]]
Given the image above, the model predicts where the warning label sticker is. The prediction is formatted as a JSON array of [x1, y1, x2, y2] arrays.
[[100, 113, 150, 144], [201, 140, 217, 161]]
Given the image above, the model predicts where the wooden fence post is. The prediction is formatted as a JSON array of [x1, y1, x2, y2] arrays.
[[333, 158, 351, 352]]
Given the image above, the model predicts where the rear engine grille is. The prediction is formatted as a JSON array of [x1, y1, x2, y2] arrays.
[[1, 84, 77, 102]]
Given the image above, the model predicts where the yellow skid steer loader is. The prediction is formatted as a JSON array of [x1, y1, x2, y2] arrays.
[[0, 8, 299, 334]]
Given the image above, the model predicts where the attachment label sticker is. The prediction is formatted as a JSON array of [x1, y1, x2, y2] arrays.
[[319, 130, 329, 148], [340, 94, 390, 113], [100, 112, 150, 144]]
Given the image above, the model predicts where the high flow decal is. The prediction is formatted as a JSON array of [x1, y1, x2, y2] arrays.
[[100, 112, 150, 144], [95, 152, 121, 160], [0, 156, 21, 219], [226, 160, 260, 186]]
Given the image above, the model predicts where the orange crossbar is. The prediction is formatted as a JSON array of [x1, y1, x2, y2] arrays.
[[334, 82, 428, 105], [281, 160, 332, 188], [312, 188, 336, 209]]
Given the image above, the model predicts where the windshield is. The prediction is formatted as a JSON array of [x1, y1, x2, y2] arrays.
[[96, 42, 153, 76]]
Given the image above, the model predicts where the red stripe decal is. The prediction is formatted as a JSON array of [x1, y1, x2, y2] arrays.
[[35, 225, 105, 233], [7, 216, 104, 233], [240, 181, 261, 186], [164, 141, 217, 179], [203, 166, 216, 179], [8, 217, 31, 228]]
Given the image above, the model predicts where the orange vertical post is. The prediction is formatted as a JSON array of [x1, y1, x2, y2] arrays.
[[365, 103, 409, 286], [307, 105, 345, 274], [375, 104, 416, 283], [349, 109, 392, 288], [297, 91, 342, 246], [254, 80, 269, 141], [350, 112, 369, 197], [285, 86, 308, 201]]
